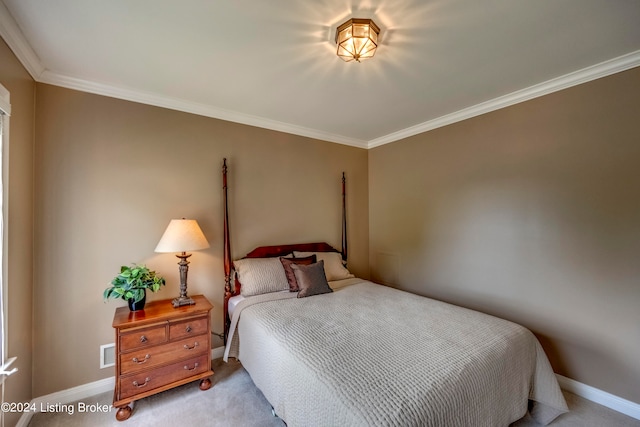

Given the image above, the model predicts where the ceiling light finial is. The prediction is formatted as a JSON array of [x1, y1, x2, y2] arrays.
[[335, 18, 380, 63]]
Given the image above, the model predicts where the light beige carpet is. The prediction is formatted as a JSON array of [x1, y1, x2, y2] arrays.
[[28, 359, 282, 427], [28, 358, 639, 426]]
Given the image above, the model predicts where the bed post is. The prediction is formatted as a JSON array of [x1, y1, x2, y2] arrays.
[[341, 172, 348, 265], [223, 158, 232, 344]]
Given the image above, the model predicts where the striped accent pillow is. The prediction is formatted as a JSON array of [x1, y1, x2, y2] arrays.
[[234, 257, 289, 297]]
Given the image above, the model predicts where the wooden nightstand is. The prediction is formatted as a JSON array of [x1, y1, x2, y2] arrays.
[[111, 295, 214, 421]]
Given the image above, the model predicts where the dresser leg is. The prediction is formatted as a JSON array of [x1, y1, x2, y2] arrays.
[[115, 405, 132, 421], [199, 378, 212, 391]]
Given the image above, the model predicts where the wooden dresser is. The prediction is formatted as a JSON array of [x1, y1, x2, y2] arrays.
[[111, 295, 214, 421]]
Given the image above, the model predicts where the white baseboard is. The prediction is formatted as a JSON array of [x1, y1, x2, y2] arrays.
[[15, 376, 115, 427], [16, 346, 226, 427], [556, 374, 640, 421], [212, 345, 225, 360], [15, 363, 638, 426]]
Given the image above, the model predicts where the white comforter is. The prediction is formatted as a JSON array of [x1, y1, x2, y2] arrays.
[[224, 279, 568, 426]]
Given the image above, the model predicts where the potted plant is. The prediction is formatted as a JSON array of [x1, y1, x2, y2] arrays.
[[103, 264, 166, 311]]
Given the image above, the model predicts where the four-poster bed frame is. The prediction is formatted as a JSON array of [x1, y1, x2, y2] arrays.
[[221, 158, 348, 344]]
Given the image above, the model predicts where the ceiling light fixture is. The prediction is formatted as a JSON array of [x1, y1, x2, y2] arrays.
[[335, 18, 380, 63]]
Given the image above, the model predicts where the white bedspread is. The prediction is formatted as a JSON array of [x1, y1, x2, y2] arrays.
[[224, 279, 568, 426]]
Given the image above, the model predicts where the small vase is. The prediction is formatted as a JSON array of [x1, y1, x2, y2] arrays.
[[127, 291, 146, 311]]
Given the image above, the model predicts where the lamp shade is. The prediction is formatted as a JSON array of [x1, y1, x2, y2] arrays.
[[154, 219, 210, 253]]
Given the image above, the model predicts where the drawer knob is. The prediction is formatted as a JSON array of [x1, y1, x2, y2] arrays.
[[132, 354, 151, 364], [184, 362, 199, 372], [183, 342, 199, 350], [140, 335, 148, 343], [132, 377, 150, 388], [185, 325, 192, 333]]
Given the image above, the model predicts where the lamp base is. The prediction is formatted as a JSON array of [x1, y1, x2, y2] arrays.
[[172, 296, 195, 308]]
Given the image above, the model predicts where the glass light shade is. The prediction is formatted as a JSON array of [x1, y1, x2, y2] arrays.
[[335, 18, 380, 62], [155, 219, 210, 253]]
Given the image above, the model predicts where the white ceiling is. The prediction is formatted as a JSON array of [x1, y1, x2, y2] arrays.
[[1, 1, 640, 148]]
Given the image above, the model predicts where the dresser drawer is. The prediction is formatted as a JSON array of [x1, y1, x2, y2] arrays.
[[119, 334, 209, 374], [118, 354, 209, 400], [120, 323, 167, 351], [169, 316, 208, 340], [112, 295, 214, 421]]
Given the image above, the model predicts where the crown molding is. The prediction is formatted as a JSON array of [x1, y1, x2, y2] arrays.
[[38, 70, 369, 149], [368, 49, 640, 148], [1, 1, 638, 150], [0, 2, 44, 80], [40, 49, 640, 150]]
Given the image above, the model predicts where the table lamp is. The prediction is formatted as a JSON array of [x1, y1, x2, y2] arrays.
[[155, 218, 210, 307]]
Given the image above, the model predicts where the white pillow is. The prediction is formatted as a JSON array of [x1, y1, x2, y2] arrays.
[[293, 251, 355, 281], [234, 257, 289, 297]]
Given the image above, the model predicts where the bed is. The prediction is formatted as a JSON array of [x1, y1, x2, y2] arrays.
[[219, 159, 568, 426]]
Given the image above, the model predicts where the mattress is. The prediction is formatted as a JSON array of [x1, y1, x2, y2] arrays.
[[225, 279, 567, 426]]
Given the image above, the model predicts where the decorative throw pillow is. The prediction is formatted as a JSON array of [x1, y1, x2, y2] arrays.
[[291, 261, 333, 298], [280, 255, 317, 292], [293, 251, 355, 281], [233, 257, 289, 297]]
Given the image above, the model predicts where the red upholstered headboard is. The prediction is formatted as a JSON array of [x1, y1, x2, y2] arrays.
[[221, 159, 347, 343]]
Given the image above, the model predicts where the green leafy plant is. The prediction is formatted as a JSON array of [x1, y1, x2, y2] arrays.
[[103, 264, 166, 303]]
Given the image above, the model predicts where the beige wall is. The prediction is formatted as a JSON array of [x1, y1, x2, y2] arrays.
[[33, 83, 369, 396], [369, 67, 640, 403], [0, 39, 35, 427]]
